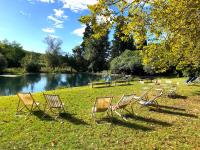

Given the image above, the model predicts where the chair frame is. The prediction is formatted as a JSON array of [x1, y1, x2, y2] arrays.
[[111, 94, 135, 121], [133, 88, 163, 109], [16, 92, 40, 114], [43, 93, 65, 116], [92, 96, 113, 124]]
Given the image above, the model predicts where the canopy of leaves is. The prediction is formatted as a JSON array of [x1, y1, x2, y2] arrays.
[[110, 50, 143, 74], [44, 36, 62, 68], [21, 54, 41, 72], [0, 53, 7, 72], [80, 0, 200, 76]]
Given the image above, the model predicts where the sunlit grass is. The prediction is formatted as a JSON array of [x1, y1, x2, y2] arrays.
[[0, 77, 200, 149]]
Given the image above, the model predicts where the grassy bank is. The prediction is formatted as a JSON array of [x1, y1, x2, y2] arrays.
[[0, 78, 200, 149], [2, 67, 77, 75]]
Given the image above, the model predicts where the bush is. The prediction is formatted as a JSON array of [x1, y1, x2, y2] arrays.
[[25, 62, 41, 73], [0, 53, 7, 72], [21, 54, 41, 73], [110, 50, 144, 75]]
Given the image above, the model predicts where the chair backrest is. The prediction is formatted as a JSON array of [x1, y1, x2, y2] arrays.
[[117, 94, 135, 108], [17, 93, 34, 105], [44, 94, 62, 108], [95, 97, 112, 112], [150, 89, 163, 100]]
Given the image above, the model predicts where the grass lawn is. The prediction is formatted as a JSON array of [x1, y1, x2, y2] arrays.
[[0, 77, 200, 149]]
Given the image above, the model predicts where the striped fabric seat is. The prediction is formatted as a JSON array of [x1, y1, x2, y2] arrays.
[[43, 94, 65, 116]]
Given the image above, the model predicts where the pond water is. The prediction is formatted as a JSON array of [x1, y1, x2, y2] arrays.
[[0, 73, 101, 96]]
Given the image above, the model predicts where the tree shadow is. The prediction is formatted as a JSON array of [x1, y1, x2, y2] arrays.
[[168, 94, 187, 99], [94, 86, 113, 88], [101, 117, 153, 131], [149, 109, 198, 118], [158, 105, 186, 111], [59, 112, 89, 125], [32, 110, 55, 121], [193, 91, 200, 96], [125, 114, 172, 127], [117, 84, 132, 87]]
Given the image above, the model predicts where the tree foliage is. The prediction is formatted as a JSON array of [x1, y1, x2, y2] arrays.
[[0, 40, 25, 67], [44, 36, 62, 68], [21, 54, 41, 72], [80, 0, 200, 75], [111, 17, 136, 59], [110, 50, 143, 74], [0, 53, 7, 72]]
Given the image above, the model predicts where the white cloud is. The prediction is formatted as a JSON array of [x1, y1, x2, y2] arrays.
[[72, 25, 86, 37], [53, 9, 64, 17], [42, 27, 55, 33], [19, 11, 31, 17], [48, 15, 64, 28], [27, 0, 35, 4], [47, 9, 68, 29], [48, 34, 59, 39], [61, 0, 98, 12], [37, 0, 55, 3]]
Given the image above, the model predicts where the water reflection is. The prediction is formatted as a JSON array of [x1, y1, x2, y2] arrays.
[[0, 73, 100, 96]]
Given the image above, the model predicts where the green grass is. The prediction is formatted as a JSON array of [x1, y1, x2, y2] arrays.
[[0, 77, 200, 149]]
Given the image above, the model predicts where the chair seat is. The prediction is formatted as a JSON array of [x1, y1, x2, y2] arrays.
[[50, 103, 64, 108], [139, 100, 153, 106]]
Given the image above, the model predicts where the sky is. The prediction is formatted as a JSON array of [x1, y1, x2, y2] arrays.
[[0, 0, 98, 54]]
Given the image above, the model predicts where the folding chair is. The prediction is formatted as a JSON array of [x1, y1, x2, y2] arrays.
[[92, 97, 113, 124], [132, 88, 163, 109], [43, 94, 65, 116], [111, 94, 135, 121], [163, 81, 179, 98], [16, 92, 40, 114]]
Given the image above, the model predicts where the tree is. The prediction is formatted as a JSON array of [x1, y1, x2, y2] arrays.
[[111, 16, 136, 59], [72, 45, 87, 71], [0, 40, 25, 67], [44, 36, 62, 68], [0, 53, 7, 72], [80, 22, 110, 72], [21, 54, 41, 72], [110, 50, 143, 75], [80, 0, 200, 76]]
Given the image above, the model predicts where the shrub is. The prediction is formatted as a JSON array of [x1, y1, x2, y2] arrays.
[[21, 54, 41, 73], [0, 53, 7, 72], [110, 50, 144, 75]]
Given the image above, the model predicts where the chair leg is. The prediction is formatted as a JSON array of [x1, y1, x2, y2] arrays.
[[114, 110, 127, 121]]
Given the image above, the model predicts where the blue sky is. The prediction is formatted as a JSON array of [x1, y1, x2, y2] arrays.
[[0, 0, 98, 54]]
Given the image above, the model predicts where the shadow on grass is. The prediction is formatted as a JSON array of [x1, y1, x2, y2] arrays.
[[149, 109, 198, 118], [169, 94, 187, 99], [59, 112, 89, 125], [117, 84, 132, 87], [32, 110, 55, 121], [93, 86, 114, 89], [101, 117, 152, 131], [158, 105, 186, 111], [125, 114, 172, 127], [193, 91, 200, 96]]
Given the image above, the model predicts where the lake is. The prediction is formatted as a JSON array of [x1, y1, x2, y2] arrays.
[[0, 73, 101, 96]]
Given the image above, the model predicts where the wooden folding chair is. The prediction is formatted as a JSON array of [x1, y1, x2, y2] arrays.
[[161, 81, 179, 98], [16, 92, 40, 114], [132, 87, 163, 110], [43, 94, 65, 116], [92, 97, 113, 124], [111, 94, 135, 121]]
